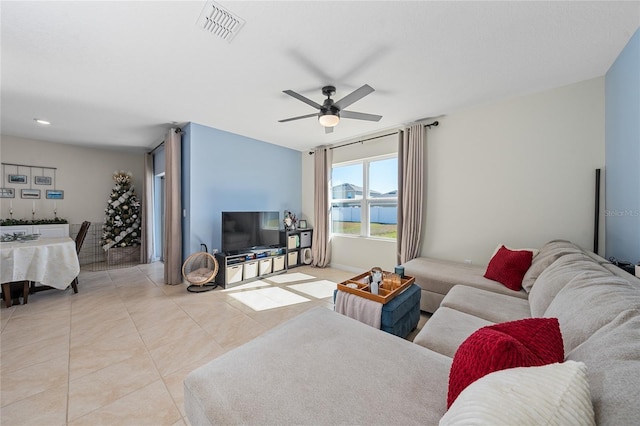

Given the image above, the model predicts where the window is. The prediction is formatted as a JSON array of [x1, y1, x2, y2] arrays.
[[331, 155, 398, 239]]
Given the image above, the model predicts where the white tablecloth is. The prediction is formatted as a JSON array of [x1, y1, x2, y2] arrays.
[[0, 237, 80, 290]]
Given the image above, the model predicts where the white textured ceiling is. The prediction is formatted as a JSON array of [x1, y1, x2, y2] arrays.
[[2, 1, 639, 153]]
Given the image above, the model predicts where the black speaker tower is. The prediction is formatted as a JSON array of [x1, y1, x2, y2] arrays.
[[594, 168, 601, 254]]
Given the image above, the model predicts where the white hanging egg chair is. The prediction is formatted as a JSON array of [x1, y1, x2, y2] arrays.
[[182, 244, 219, 293]]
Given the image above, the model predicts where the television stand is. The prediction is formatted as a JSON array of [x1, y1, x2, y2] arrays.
[[215, 246, 287, 289], [280, 229, 313, 269]]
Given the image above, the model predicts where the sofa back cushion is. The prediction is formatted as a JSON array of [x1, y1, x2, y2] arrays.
[[602, 262, 640, 286], [566, 309, 640, 426], [528, 252, 607, 317], [544, 273, 640, 353], [582, 249, 612, 266], [521, 240, 584, 293]]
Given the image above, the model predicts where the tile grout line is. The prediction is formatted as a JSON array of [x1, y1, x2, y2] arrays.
[[66, 295, 74, 426], [67, 266, 177, 424], [0, 263, 357, 425], [1, 305, 16, 332], [125, 271, 191, 419], [65, 274, 113, 425], [65, 268, 141, 424]]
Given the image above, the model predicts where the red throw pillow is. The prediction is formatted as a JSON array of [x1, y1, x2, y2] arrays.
[[484, 245, 533, 291], [447, 317, 564, 407]]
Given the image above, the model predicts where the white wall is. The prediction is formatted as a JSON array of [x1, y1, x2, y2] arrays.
[[302, 77, 605, 270], [425, 77, 604, 265], [0, 135, 144, 225]]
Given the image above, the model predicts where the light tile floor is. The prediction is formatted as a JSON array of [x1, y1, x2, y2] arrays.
[[0, 263, 429, 425]]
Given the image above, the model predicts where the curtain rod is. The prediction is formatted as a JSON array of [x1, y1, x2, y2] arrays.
[[149, 141, 164, 155], [148, 127, 183, 154], [1, 162, 57, 170], [308, 120, 438, 155]]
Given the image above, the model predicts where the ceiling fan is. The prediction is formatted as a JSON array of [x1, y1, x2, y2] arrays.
[[279, 84, 382, 133]]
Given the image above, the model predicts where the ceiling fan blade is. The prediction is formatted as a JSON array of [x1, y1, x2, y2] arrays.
[[278, 113, 318, 123], [340, 110, 382, 122], [333, 84, 375, 110], [283, 90, 323, 110], [324, 126, 334, 134]]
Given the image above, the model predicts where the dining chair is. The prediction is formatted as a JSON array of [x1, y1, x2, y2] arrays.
[[70, 221, 91, 293], [1, 281, 30, 308]]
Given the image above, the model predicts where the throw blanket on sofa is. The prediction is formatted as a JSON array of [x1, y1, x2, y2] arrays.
[[335, 290, 383, 329]]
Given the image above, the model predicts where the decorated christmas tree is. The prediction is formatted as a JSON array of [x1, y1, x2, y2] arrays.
[[101, 171, 141, 251]]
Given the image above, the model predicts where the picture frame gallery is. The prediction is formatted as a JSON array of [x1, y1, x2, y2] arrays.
[[2, 162, 65, 202]]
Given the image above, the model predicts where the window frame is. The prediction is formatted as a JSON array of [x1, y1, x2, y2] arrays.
[[331, 153, 398, 240]]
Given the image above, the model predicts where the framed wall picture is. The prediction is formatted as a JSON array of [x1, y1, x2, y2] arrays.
[[8, 174, 27, 184], [46, 190, 64, 199], [34, 176, 52, 185], [0, 188, 15, 198], [298, 219, 307, 229], [21, 189, 41, 199]]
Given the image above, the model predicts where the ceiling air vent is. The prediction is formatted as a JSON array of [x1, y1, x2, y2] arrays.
[[196, 1, 245, 42]]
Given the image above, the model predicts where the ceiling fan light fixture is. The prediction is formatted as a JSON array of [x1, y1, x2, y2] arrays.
[[280, 84, 380, 131], [318, 111, 340, 127]]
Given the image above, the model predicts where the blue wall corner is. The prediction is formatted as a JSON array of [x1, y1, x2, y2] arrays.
[[182, 122, 302, 258], [605, 28, 640, 264]]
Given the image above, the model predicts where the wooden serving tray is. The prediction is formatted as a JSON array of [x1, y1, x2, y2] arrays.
[[336, 271, 414, 304]]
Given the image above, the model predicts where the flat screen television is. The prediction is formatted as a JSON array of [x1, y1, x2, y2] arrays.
[[221, 211, 280, 253]]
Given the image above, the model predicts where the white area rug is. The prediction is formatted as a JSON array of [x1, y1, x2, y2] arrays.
[[229, 287, 311, 311], [288, 280, 337, 299], [266, 272, 315, 284], [222, 280, 271, 292]]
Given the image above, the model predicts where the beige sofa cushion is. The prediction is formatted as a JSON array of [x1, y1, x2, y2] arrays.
[[521, 240, 583, 292], [602, 262, 640, 286], [184, 307, 452, 425], [566, 309, 640, 426], [544, 273, 640, 353], [582, 249, 613, 265], [403, 257, 527, 299], [441, 285, 530, 323], [413, 307, 492, 358], [528, 253, 608, 317]]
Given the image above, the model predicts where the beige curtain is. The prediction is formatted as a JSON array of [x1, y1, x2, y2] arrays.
[[164, 129, 183, 284], [397, 124, 424, 264], [311, 146, 332, 267], [141, 153, 154, 264]]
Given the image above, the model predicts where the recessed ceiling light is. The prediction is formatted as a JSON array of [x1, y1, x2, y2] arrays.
[[34, 119, 51, 125]]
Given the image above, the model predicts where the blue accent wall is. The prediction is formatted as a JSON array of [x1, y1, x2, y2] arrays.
[[153, 146, 165, 175], [182, 122, 302, 258], [151, 146, 165, 260], [605, 28, 640, 264]]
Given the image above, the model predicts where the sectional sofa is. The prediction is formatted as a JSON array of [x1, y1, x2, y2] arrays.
[[184, 240, 640, 425]]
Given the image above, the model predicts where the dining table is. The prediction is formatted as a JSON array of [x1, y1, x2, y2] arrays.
[[1, 237, 80, 308]]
